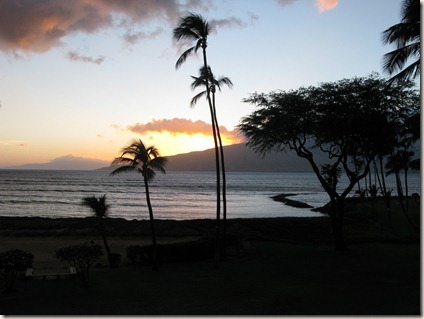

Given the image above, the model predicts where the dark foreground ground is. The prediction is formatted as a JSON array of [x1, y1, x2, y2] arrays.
[[0, 198, 421, 315]]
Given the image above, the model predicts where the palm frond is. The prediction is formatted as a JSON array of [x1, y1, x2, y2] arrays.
[[175, 46, 196, 69], [190, 91, 207, 107], [146, 146, 161, 159], [382, 22, 420, 47], [110, 165, 136, 176], [111, 156, 136, 167], [386, 60, 420, 84], [149, 157, 167, 174], [216, 76, 233, 91], [174, 13, 210, 39], [382, 42, 420, 72], [173, 13, 210, 69], [381, 0, 420, 82], [81, 196, 98, 209], [190, 75, 206, 90], [81, 194, 110, 218]]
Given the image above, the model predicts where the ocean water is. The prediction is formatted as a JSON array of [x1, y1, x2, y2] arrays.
[[0, 170, 420, 220]]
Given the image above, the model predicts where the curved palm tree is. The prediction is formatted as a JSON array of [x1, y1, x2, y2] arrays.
[[173, 13, 222, 267], [382, 0, 420, 83], [191, 66, 233, 250], [81, 194, 112, 266], [111, 139, 167, 271]]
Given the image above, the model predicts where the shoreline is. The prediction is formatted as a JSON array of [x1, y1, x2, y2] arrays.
[[0, 210, 418, 244]]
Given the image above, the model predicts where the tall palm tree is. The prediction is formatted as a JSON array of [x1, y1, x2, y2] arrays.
[[111, 139, 167, 271], [382, 0, 420, 83], [81, 194, 112, 266], [191, 66, 233, 250], [173, 13, 222, 267]]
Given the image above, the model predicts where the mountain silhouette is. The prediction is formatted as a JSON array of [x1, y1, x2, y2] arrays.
[[165, 143, 327, 172], [2, 155, 110, 170]]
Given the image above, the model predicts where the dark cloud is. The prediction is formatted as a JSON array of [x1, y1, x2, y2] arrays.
[[0, 0, 184, 54], [67, 50, 105, 64], [0, 0, 257, 55]]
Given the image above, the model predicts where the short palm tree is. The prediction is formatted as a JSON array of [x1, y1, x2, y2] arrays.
[[110, 139, 167, 271], [173, 13, 222, 267], [382, 0, 420, 83], [191, 65, 233, 250], [81, 194, 112, 266]]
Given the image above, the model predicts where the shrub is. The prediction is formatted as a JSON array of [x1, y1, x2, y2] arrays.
[[0, 249, 34, 293], [55, 242, 103, 287]]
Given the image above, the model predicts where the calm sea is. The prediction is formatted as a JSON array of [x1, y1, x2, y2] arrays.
[[0, 170, 420, 220]]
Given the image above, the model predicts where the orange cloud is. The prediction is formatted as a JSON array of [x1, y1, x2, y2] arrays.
[[127, 118, 243, 143], [315, 0, 338, 12]]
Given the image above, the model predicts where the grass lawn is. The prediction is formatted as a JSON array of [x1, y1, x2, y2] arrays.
[[0, 197, 420, 315]]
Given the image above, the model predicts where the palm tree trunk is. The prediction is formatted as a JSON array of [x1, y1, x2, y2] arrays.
[[379, 156, 392, 228], [212, 92, 227, 256], [402, 168, 418, 231], [144, 176, 159, 271], [202, 47, 221, 269], [404, 168, 409, 213], [99, 219, 111, 265]]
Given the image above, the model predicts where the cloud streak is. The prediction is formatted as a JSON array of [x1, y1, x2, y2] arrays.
[[127, 118, 243, 143], [0, 140, 30, 147], [67, 50, 105, 64]]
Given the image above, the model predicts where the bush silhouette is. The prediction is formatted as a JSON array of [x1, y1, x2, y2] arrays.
[[0, 249, 34, 293], [55, 242, 103, 287]]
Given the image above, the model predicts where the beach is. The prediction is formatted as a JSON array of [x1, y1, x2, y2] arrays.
[[0, 198, 420, 315]]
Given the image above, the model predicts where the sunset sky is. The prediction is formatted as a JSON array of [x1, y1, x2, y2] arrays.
[[0, 0, 406, 167]]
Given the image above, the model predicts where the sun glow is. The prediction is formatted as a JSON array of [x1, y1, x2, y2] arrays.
[[147, 132, 214, 156], [139, 131, 242, 157]]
